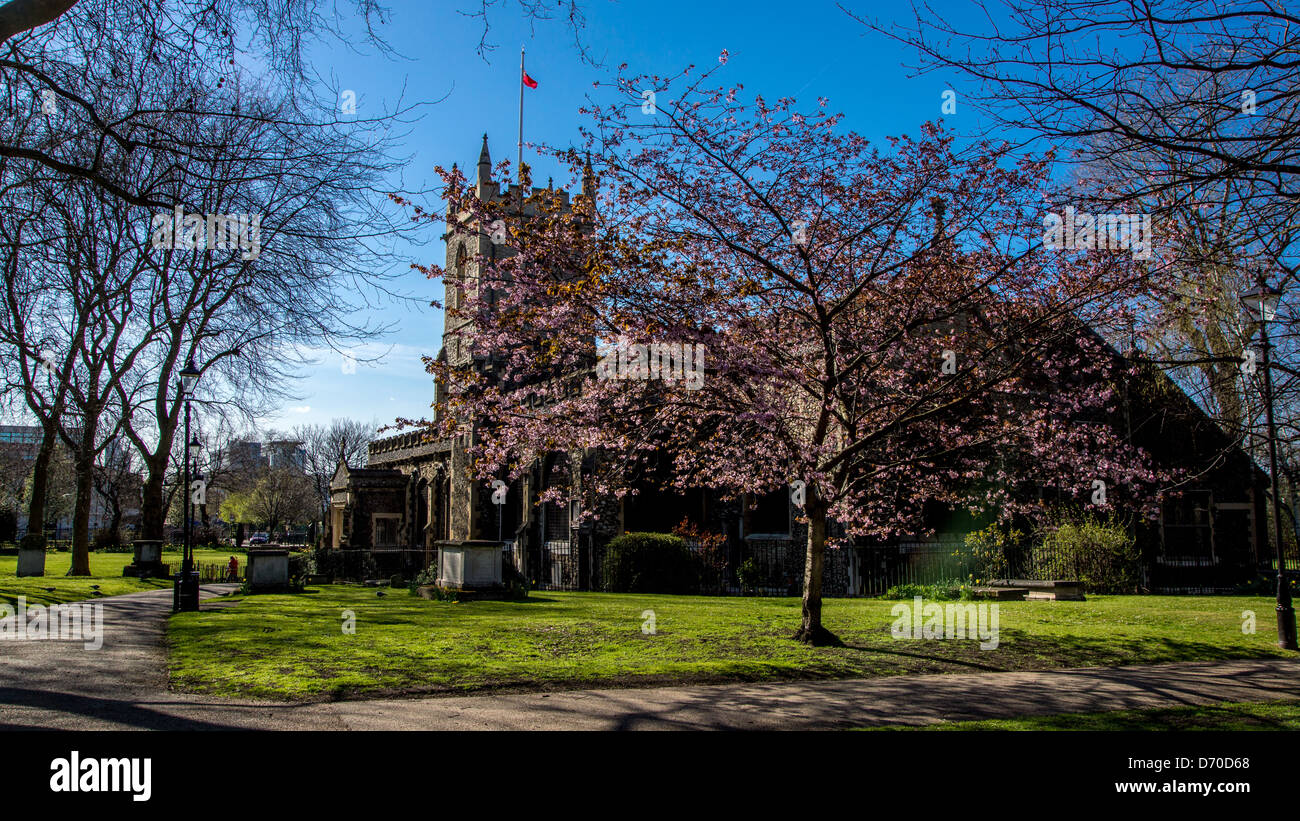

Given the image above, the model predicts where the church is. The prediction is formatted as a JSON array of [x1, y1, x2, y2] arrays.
[[325, 136, 1272, 597]]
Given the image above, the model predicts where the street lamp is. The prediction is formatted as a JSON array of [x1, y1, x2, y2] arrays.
[[1239, 279, 1296, 650], [188, 434, 202, 557], [174, 359, 202, 613]]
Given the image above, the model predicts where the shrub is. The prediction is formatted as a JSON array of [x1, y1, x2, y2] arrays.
[[962, 524, 1024, 584], [882, 579, 971, 601], [602, 532, 702, 594], [287, 553, 314, 592], [1038, 512, 1139, 593], [425, 585, 460, 602], [735, 557, 760, 594], [408, 565, 435, 596], [502, 558, 529, 599], [192, 525, 224, 549]]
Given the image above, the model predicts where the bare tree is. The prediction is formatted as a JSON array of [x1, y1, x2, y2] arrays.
[[0, 176, 161, 572], [861, 0, 1300, 549], [295, 417, 376, 527], [105, 68, 412, 544], [91, 441, 138, 546], [1, 0, 593, 208]]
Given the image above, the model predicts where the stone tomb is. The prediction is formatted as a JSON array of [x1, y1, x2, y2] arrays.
[[123, 540, 170, 579], [246, 549, 290, 591], [994, 579, 1087, 601], [433, 540, 504, 597]]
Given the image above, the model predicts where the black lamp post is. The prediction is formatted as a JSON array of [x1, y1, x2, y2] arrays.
[[188, 433, 202, 557], [174, 359, 202, 612], [1239, 280, 1297, 651]]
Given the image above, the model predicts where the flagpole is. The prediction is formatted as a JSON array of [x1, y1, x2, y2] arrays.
[[518, 45, 525, 187]]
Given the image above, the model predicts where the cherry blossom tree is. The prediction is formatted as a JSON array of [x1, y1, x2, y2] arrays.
[[411, 64, 1164, 644]]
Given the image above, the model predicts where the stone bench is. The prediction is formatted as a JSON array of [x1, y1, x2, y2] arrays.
[[992, 579, 1086, 601], [970, 586, 1028, 601]]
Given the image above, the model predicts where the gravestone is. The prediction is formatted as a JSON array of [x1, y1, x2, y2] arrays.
[[123, 540, 169, 579], [16, 547, 45, 577]]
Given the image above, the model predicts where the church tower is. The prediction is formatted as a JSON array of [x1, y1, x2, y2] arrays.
[[439, 134, 595, 373]]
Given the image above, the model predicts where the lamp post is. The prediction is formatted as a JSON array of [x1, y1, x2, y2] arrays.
[[188, 433, 202, 561], [174, 359, 202, 612], [1240, 280, 1297, 650]]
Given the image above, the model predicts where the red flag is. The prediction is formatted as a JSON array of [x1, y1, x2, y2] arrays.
[[522, 69, 538, 89]]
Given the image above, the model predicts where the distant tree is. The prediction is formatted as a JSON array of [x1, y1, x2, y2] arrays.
[[295, 418, 376, 525], [221, 464, 316, 536], [91, 444, 138, 547]]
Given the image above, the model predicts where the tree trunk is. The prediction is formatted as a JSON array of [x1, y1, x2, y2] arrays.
[[69, 449, 93, 575], [20, 422, 56, 551], [106, 500, 122, 547], [139, 453, 167, 540], [793, 497, 841, 645]]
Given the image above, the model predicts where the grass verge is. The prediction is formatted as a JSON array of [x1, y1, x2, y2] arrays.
[[166, 587, 1288, 701]]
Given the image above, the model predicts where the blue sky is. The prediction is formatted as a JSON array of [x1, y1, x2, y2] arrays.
[[264, 0, 990, 433]]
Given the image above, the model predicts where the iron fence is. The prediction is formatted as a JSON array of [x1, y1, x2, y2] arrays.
[[192, 561, 243, 583], [848, 539, 969, 596], [310, 548, 435, 582], [537, 540, 581, 590], [366, 548, 433, 580]]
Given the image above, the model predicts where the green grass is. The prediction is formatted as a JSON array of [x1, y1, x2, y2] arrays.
[[166, 588, 1290, 701], [0, 548, 246, 606], [873, 699, 1300, 730]]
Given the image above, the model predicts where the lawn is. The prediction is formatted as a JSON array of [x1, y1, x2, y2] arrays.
[[166, 588, 1290, 701], [0, 548, 247, 606], [873, 699, 1300, 730]]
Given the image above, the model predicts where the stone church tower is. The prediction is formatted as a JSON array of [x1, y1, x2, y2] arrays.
[[439, 133, 597, 375]]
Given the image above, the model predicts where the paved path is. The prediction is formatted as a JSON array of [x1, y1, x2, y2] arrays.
[[2, 587, 1298, 730], [0, 584, 243, 730]]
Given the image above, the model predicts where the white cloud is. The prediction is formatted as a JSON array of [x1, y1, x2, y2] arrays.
[[290, 405, 312, 414]]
